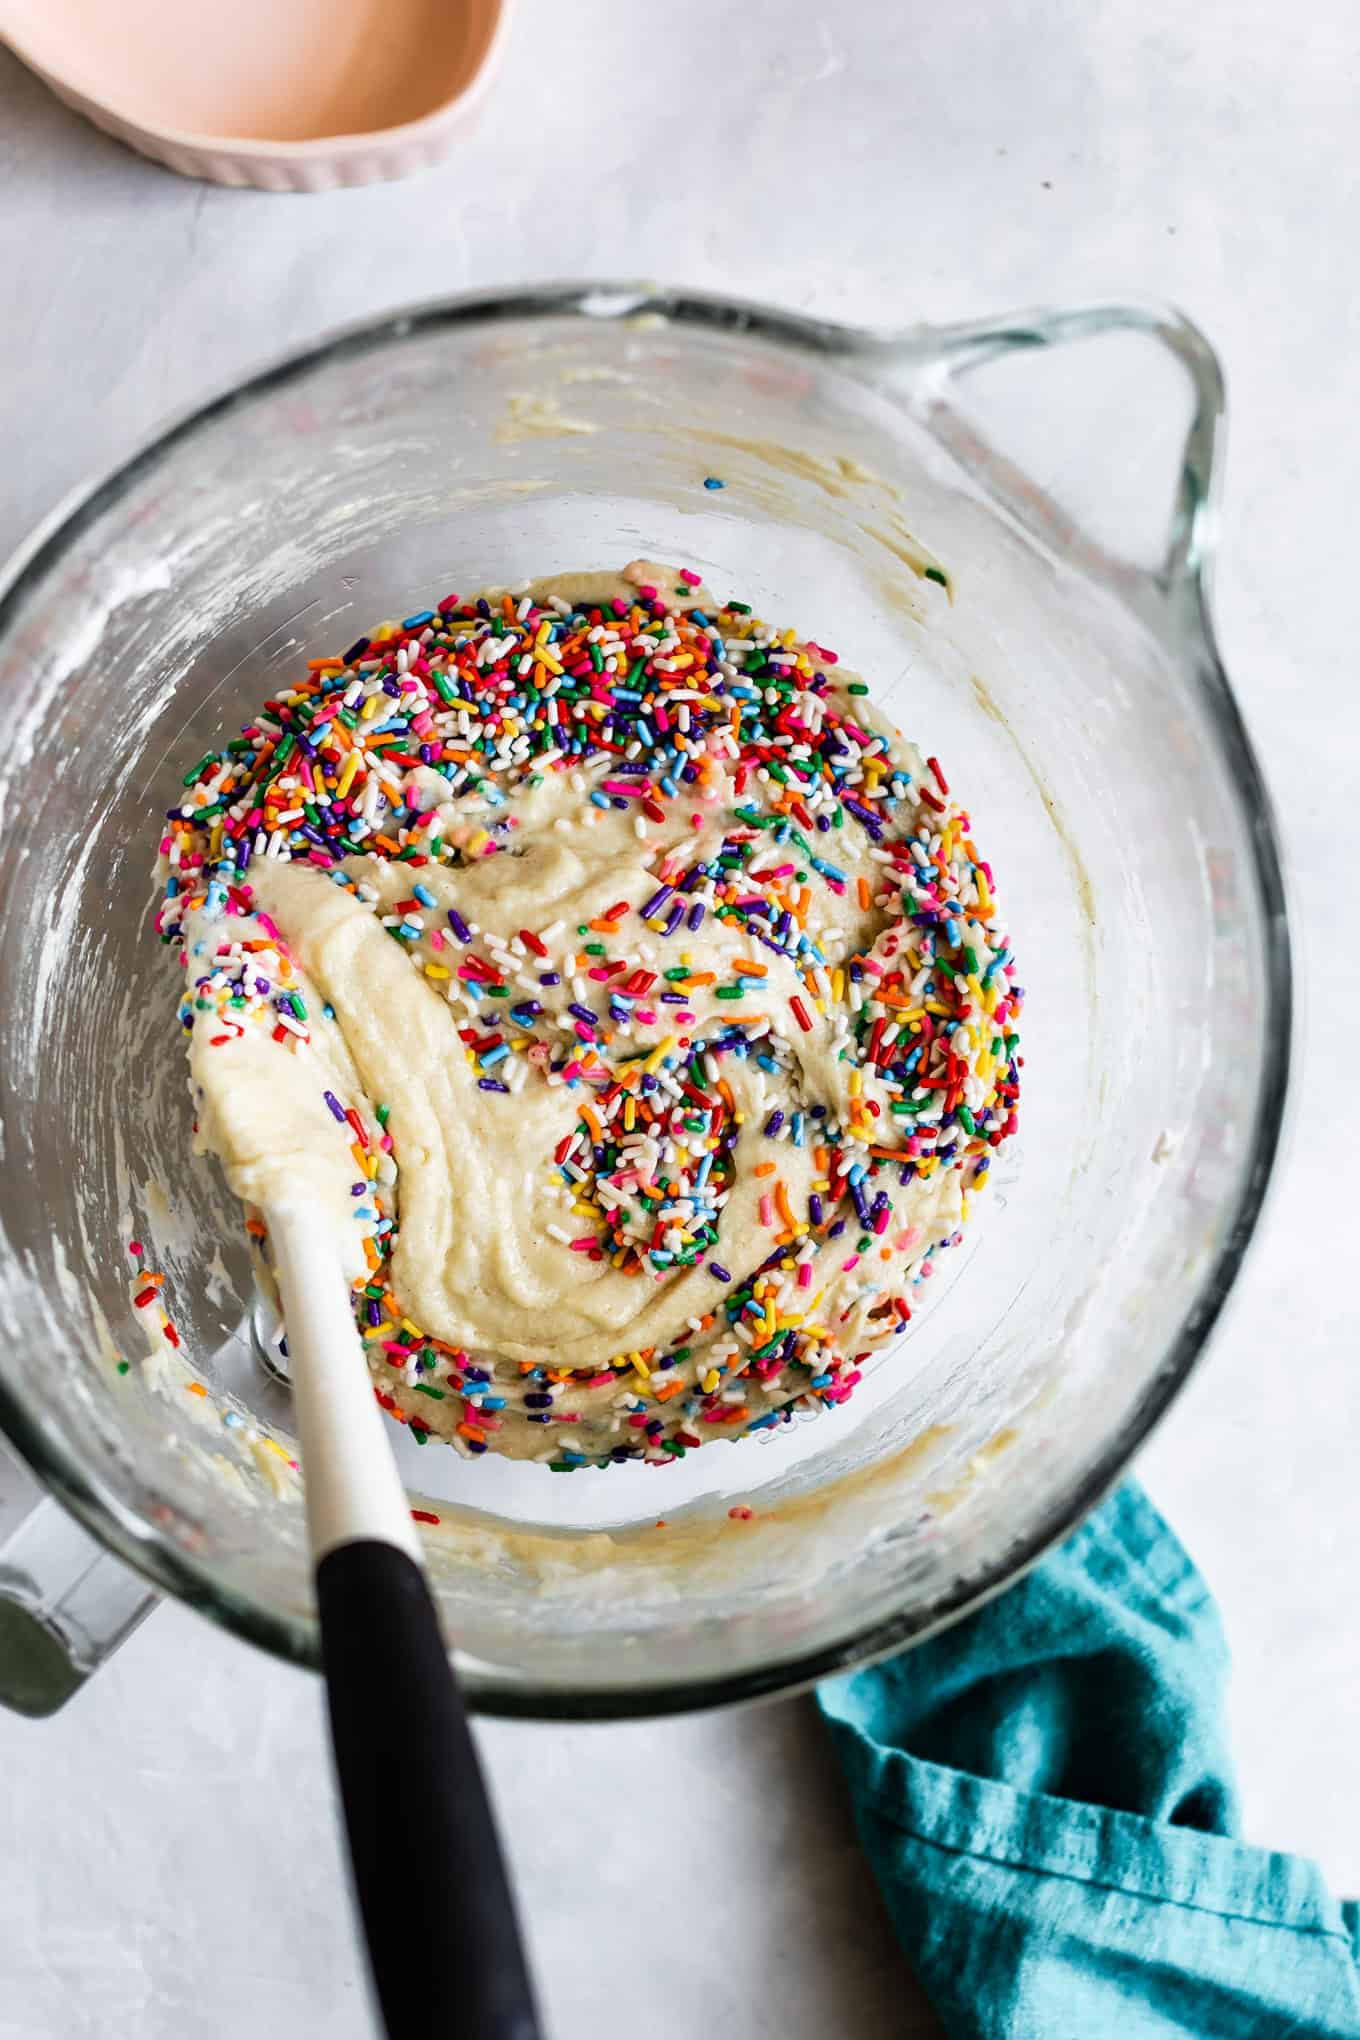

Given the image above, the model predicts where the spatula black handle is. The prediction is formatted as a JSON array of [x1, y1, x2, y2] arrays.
[[316, 1539, 543, 2040]]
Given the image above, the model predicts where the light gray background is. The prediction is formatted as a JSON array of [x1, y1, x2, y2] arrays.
[[1, 3, 1356, 2033]]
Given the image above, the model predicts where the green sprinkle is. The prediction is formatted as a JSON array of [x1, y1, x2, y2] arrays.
[[924, 566, 949, 588], [584, 942, 607, 957], [958, 1105, 977, 1135], [410, 1427, 430, 1444], [182, 752, 217, 787], [847, 682, 869, 696], [116, 1360, 130, 1376], [716, 985, 745, 1000], [413, 1384, 446, 1401]]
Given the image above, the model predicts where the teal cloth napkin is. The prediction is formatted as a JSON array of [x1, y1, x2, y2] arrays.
[[819, 1481, 1360, 2038]]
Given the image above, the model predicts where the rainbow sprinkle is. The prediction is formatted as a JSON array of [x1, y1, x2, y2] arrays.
[[154, 565, 1022, 1470]]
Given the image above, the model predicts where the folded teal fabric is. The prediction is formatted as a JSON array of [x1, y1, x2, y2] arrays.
[[818, 1482, 1360, 2038]]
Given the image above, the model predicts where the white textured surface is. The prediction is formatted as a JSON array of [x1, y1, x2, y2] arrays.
[[0, 4, 1356, 2033]]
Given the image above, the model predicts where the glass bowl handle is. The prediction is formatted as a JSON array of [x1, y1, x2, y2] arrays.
[[0, 1443, 158, 1715], [863, 302, 1225, 594]]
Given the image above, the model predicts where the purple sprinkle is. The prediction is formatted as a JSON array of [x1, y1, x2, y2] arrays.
[[539, 971, 561, 987], [809, 1193, 824, 1226], [524, 1392, 553, 1409], [568, 1002, 597, 1026], [660, 991, 687, 1005], [350, 1182, 366, 1197], [366, 1300, 382, 1326], [322, 1089, 347, 1124], [708, 1263, 732, 1283], [828, 1218, 847, 1240], [687, 901, 706, 931], [851, 1180, 871, 1225], [447, 907, 472, 943], [764, 1110, 784, 1136], [662, 902, 685, 936], [639, 885, 673, 920], [478, 1078, 509, 1093]]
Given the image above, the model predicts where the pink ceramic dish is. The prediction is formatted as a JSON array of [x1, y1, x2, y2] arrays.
[[1, 0, 508, 190]]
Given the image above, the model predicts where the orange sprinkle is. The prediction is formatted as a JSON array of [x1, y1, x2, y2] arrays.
[[579, 1105, 604, 1143], [186, 1382, 208, 1398], [857, 876, 872, 911], [774, 1180, 796, 1230], [732, 958, 767, 976], [754, 1161, 777, 1178]]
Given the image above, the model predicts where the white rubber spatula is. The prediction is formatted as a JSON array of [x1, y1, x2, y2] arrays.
[[266, 1205, 542, 2040]]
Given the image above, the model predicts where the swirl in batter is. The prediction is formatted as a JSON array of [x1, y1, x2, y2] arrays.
[[156, 562, 1022, 1469]]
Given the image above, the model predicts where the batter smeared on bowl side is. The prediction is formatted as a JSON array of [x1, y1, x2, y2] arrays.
[[155, 561, 1022, 1469]]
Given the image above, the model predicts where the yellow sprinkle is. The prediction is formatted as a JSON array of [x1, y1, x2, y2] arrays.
[[424, 962, 451, 979], [975, 869, 992, 912], [631, 1351, 651, 1379], [361, 693, 383, 721], [261, 1436, 293, 1462], [466, 831, 491, 856], [702, 1369, 720, 1393], [335, 752, 361, 799], [832, 969, 845, 1003], [644, 1035, 677, 1074], [370, 1320, 394, 1339]]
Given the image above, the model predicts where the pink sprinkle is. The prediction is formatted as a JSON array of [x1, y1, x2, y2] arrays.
[[873, 1206, 891, 1235], [798, 1262, 812, 1289], [430, 929, 446, 951], [841, 1254, 861, 1272], [679, 569, 702, 587], [635, 1008, 658, 1024], [896, 1226, 921, 1250], [638, 583, 658, 600], [569, 1238, 598, 1253], [759, 1194, 774, 1228]]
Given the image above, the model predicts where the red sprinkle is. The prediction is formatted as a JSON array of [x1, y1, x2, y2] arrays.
[[519, 928, 548, 957], [927, 755, 950, 794], [789, 995, 814, 1033]]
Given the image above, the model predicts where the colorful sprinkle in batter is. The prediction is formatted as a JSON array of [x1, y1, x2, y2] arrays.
[[155, 561, 1022, 1470]]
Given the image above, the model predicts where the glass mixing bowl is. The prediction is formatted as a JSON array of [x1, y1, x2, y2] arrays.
[[0, 285, 1289, 1717]]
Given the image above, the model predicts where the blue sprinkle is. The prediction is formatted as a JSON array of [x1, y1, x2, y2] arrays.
[[412, 883, 436, 908], [703, 477, 726, 490]]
